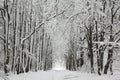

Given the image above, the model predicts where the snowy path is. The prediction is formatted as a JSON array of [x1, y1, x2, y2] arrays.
[[7, 70, 120, 80]]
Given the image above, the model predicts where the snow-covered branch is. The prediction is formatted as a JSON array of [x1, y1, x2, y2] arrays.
[[0, 35, 5, 41], [113, 6, 120, 17], [21, 5, 71, 44], [93, 41, 120, 46]]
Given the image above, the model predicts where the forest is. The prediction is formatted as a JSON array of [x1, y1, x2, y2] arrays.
[[0, 0, 120, 77]]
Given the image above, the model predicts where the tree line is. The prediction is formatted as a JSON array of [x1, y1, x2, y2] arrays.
[[0, 0, 120, 75]]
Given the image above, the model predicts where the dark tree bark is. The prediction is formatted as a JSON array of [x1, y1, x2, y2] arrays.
[[104, 1, 115, 74], [2, 0, 10, 74], [11, 0, 18, 73], [104, 35, 113, 74], [95, 21, 101, 75], [87, 24, 94, 73]]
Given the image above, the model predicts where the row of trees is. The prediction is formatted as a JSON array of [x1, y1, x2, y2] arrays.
[[65, 0, 120, 75], [0, 0, 54, 74], [0, 0, 120, 75]]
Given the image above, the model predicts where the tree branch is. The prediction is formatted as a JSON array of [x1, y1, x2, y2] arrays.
[[21, 5, 71, 44], [93, 41, 120, 46], [21, 23, 44, 44], [116, 37, 120, 42], [113, 6, 120, 17], [0, 8, 5, 21], [0, 35, 5, 41]]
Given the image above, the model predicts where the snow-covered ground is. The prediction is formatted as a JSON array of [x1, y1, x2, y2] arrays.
[[6, 70, 120, 80]]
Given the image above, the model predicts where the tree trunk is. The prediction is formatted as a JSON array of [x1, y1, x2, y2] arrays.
[[12, 0, 18, 73], [88, 25, 94, 73], [3, 0, 10, 74], [104, 2, 114, 74], [104, 35, 113, 74], [95, 21, 101, 75]]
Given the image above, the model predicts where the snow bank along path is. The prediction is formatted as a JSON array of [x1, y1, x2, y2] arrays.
[[8, 70, 120, 80]]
